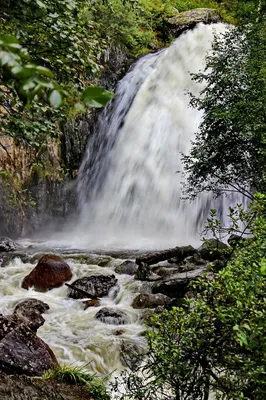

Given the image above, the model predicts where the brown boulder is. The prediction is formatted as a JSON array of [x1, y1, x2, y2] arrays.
[[13, 298, 49, 332], [22, 254, 72, 292]]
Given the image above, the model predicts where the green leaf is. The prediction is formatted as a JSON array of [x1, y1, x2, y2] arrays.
[[36, 0, 46, 8], [260, 258, 266, 275], [36, 66, 54, 78], [49, 90, 62, 108], [81, 86, 114, 108]]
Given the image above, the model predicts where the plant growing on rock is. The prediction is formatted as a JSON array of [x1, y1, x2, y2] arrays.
[[44, 364, 110, 400]]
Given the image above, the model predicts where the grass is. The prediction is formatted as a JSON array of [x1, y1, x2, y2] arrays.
[[43, 364, 110, 400]]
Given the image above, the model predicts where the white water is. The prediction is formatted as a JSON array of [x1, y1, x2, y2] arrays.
[[75, 23, 237, 251], [0, 254, 146, 376]]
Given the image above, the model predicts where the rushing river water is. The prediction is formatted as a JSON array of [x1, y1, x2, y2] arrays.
[[0, 248, 146, 378]]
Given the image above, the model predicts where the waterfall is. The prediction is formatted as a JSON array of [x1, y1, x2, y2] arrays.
[[76, 23, 236, 250]]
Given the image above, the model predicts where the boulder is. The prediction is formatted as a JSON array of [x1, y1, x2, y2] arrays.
[[198, 239, 229, 261], [115, 260, 138, 275], [152, 267, 205, 298], [68, 274, 118, 299], [0, 237, 18, 252], [13, 298, 49, 331], [95, 307, 128, 325], [165, 8, 222, 39], [0, 314, 57, 376], [22, 254, 72, 292], [132, 293, 171, 309]]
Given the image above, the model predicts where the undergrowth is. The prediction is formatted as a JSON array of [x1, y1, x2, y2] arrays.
[[43, 364, 109, 400]]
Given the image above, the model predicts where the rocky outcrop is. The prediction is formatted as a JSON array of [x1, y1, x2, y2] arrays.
[[68, 274, 118, 300], [0, 302, 57, 376], [95, 307, 128, 325], [22, 254, 72, 292], [165, 8, 222, 39], [132, 293, 171, 309]]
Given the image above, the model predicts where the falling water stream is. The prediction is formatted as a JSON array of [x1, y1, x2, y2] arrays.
[[0, 23, 239, 388]]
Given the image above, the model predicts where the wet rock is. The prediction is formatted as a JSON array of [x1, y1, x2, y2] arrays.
[[0, 252, 31, 268], [0, 314, 57, 376], [95, 308, 128, 325], [0, 373, 95, 399], [167, 245, 196, 264], [120, 342, 144, 369], [13, 299, 49, 331], [198, 239, 229, 261], [135, 264, 160, 281], [165, 8, 222, 39], [152, 277, 190, 299], [68, 274, 118, 299], [22, 254, 72, 292], [0, 237, 18, 252], [115, 260, 138, 275], [83, 299, 101, 309], [155, 266, 180, 279], [132, 293, 171, 309], [152, 267, 205, 298]]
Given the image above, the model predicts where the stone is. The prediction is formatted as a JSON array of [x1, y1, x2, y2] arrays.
[[83, 299, 101, 310], [95, 308, 128, 325], [68, 274, 118, 299], [120, 342, 144, 369], [0, 237, 18, 252], [0, 373, 95, 399], [167, 245, 196, 264], [165, 8, 222, 39], [13, 298, 49, 331], [0, 314, 57, 376], [152, 267, 205, 298], [132, 293, 171, 309], [115, 260, 138, 275], [198, 239, 229, 261], [22, 254, 72, 292]]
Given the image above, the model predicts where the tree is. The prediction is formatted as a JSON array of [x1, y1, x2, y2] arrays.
[[182, 16, 266, 200], [116, 194, 266, 400], [0, 0, 114, 145]]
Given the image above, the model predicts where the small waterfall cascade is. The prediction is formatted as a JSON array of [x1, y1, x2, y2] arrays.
[[76, 23, 236, 250]]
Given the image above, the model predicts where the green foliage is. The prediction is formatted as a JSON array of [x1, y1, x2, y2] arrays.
[[118, 194, 266, 400], [183, 16, 266, 199], [43, 364, 109, 400], [0, 0, 114, 146]]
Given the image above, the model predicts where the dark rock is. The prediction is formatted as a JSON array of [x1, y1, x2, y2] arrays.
[[167, 245, 196, 264], [83, 299, 101, 310], [228, 234, 244, 248], [22, 254, 72, 292], [0, 237, 18, 252], [152, 277, 191, 298], [198, 239, 229, 261], [95, 308, 128, 325], [120, 342, 144, 369], [0, 314, 57, 376], [152, 267, 206, 298], [13, 299, 49, 331], [135, 264, 151, 280], [132, 293, 171, 309], [156, 266, 180, 279], [0, 252, 31, 268], [0, 373, 95, 399], [165, 8, 222, 39], [115, 260, 138, 275], [68, 274, 118, 299]]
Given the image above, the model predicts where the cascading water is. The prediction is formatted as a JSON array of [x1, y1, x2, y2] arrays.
[[76, 23, 239, 251]]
